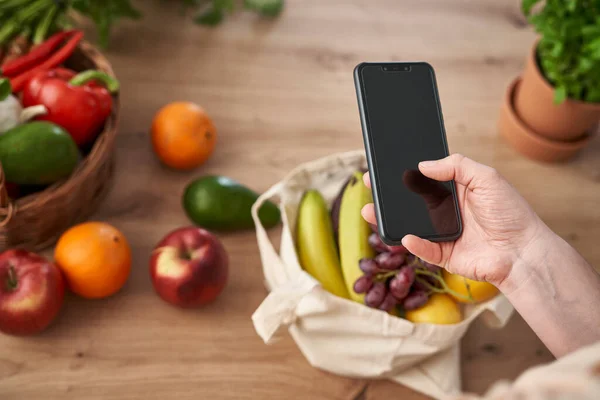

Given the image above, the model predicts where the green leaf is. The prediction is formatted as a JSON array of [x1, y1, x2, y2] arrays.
[[585, 87, 600, 103], [579, 57, 593, 72], [551, 41, 563, 57], [195, 7, 224, 25], [554, 86, 567, 104], [582, 25, 600, 37], [214, 0, 235, 12], [586, 37, 600, 53], [0, 79, 11, 102], [591, 46, 600, 60], [566, 0, 576, 12], [522, 0, 540, 15], [244, 0, 284, 17]]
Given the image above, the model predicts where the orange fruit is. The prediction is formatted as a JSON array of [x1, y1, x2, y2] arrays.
[[442, 270, 499, 303], [151, 102, 217, 170], [54, 222, 132, 299]]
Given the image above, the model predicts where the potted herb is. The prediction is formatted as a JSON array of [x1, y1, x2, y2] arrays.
[[499, 0, 600, 162]]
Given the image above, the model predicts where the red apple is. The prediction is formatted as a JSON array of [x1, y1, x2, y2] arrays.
[[150, 227, 229, 308], [0, 249, 65, 336]]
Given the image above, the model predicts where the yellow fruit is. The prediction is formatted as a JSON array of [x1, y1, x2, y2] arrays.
[[296, 190, 350, 299], [442, 270, 499, 303], [405, 294, 462, 324], [338, 171, 375, 302]]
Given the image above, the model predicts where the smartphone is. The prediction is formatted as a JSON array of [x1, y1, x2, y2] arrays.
[[353, 62, 462, 245]]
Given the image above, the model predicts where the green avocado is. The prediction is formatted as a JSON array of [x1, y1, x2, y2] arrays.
[[183, 175, 281, 231], [0, 122, 79, 185]]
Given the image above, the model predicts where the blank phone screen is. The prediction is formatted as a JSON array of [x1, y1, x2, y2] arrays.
[[356, 63, 460, 241]]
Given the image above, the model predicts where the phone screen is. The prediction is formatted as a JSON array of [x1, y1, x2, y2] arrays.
[[354, 63, 461, 242]]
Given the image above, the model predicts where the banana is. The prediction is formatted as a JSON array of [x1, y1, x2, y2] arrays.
[[338, 171, 375, 302], [296, 190, 350, 299]]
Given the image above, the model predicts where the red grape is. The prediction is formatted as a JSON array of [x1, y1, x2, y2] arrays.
[[403, 291, 429, 310], [359, 258, 380, 275], [389, 245, 408, 255], [353, 275, 373, 294], [421, 260, 442, 273], [412, 279, 430, 292], [397, 266, 416, 285], [389, 266, 416, 300], [389, 276, 410, 300], [378, 292, 398, 312], [365, 282, 387, 308], [368, 233, 389, 253], [375, 252, 405, 270]]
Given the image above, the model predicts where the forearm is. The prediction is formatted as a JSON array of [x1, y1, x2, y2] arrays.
[[500, 223, 600, 357]]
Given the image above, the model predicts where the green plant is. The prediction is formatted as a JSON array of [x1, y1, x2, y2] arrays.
[[523, 0, 600, 103], [0, 0, 284, 49]]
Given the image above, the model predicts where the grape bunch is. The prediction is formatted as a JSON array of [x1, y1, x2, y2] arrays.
[[353, 231, 447, 313]]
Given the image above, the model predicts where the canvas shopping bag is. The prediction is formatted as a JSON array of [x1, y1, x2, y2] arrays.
[[251, 150, 514, 400]]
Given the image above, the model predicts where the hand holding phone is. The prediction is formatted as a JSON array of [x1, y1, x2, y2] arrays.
[[354, 62, 462, 245]]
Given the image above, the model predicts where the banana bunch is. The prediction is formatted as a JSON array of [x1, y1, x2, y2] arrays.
[[296, 171, 374, 302]]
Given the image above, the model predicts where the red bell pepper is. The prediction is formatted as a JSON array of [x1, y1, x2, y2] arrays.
[[21, 68, 120, 147]]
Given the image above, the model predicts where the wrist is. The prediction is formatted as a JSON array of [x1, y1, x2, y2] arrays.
[[497, 218, 557, 295]]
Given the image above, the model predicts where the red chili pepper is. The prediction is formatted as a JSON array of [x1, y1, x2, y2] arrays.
[[9, 31, 84, 93], [1, 30, 77, 77], [21, 68, 120, 147]]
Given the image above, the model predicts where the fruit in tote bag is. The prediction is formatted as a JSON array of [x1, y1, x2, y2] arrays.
[[330, 168, 367, 240], [0, 250, 65, 336], [151, 102, 217, 170], [405, 294, 462, 325], [183, 176, 280, 231], [54, 222, 132, 299], [296, 190, 350, 299], [338, 171, 375, 302], [0, 121, 79, 185], [442, 270, 499, 304], [150, 227, 229, 308]]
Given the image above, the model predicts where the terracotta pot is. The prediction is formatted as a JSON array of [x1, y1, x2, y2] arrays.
[[499, 78, 594, 163], [515, 42, 600, 141]]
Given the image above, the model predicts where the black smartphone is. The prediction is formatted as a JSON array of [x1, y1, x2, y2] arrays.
[[353, 62, 462, 245]]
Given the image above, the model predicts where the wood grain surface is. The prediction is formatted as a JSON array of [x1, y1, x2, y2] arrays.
[[2, 0, 598, 398]]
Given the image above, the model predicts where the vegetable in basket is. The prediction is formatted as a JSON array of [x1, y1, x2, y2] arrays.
[[22, 68, 119, 147], [0, 0, 284, 49], [1, 30, 84, 93], [0, 79, 22, 133], [0, 121, 79, 185]]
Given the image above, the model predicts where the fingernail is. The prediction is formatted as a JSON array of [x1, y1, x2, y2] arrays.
[[419, 161, 435, 168]]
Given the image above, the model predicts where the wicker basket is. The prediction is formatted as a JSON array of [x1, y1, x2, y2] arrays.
[[0, 41, 119, 251]]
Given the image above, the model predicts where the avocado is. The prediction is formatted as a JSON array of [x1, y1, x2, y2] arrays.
[[183, 176, 281, 231], [0, 122, 79, 185]]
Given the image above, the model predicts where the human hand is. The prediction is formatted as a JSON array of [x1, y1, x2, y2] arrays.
[[362, 154, 544, 289]]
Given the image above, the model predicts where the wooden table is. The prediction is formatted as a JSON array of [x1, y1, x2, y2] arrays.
[[2, 1, 599, 398]]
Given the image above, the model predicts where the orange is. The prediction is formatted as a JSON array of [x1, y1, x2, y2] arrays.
[[442, 270, 499, 304], [151, 102, 217, 170], [54, 222, 132, 299]]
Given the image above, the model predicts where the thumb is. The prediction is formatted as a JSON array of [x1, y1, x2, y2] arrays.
[[419, 153, 492, 189], [401, 235, 446, 267]]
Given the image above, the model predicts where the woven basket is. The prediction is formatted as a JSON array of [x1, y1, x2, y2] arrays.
[[0, 41, 119, 251]]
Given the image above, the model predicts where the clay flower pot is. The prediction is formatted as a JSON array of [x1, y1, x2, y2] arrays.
[[499, 78, 593, 163], [515, 42, 600, 141]]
